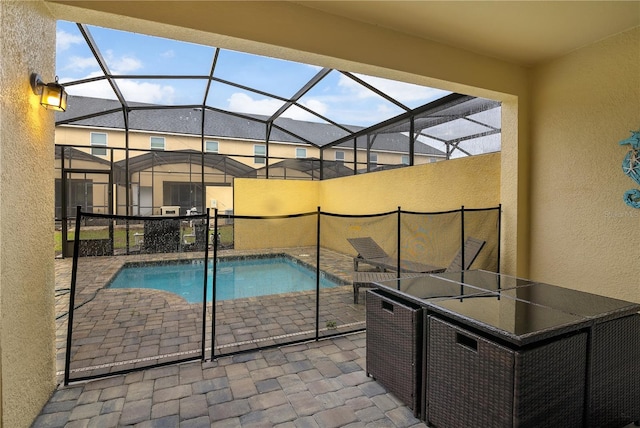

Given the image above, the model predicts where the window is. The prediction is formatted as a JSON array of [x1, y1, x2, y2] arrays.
[[335, 151, 345, 162], [150, 136, 165, 150], [205, 141, 219, 153], [401, 155, 410, 165], [370, 153, 378, 167], [254, 144, 266, 164], [295, 148, 307, 158], [90, 132, 107, 156]]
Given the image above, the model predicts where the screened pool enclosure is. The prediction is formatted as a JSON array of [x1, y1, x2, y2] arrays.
[[54, 21, 503, 382], [54, 21, 501, 257]]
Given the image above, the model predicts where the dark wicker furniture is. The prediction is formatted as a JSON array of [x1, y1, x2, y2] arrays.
[[366, 291, 423, 415], [428, 316, 587, 427], [365, 271, 640, 428]]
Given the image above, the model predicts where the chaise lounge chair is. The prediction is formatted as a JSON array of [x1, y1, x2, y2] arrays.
[[351, 236, 486, 303], [347, 237, 444, 273]]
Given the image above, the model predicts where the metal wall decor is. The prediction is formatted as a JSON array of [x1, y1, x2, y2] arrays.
[[619, 129, 640, 208]]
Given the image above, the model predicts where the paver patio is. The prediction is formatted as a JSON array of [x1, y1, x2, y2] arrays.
[[57, 247, 366, 379], [41, 249, 429, 427], [44, 249, 637, 427]]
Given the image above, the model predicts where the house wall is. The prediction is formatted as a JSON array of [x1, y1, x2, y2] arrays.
[[55, 125, 437, 170], [529, 27, 640, 301], [0, 2, 57, 427], [206, 186, 233, 215], [55, 124, 442, 214]]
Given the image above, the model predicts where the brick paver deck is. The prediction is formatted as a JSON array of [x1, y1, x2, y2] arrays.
[[38, 248, 429, 427], [37, 251, 638, 427], [34, 332, 428, 428], [56, 247, 366, 380]]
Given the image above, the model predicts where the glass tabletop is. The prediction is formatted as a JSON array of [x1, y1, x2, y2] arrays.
[[375, 275, 494, 301], [431, 270, 640, 319], [374, 270, 639, 344], [431, 270, 536, 291], [426, 293, 587, 343], [493, 283, 639, 319]]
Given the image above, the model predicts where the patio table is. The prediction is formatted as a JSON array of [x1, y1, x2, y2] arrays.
[[367, 271, 640, 428]]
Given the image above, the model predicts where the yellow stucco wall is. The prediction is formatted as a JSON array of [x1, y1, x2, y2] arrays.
[[234, 179, 319, 249], [233, 154, 500, 251], [318, 153, 501, 214], [235, 179, 320, 216], [529, 27, 640, 302], [0, 1, 57, 427]]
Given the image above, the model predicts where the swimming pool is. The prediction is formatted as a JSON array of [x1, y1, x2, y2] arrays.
[[108, 256, 341, 303]]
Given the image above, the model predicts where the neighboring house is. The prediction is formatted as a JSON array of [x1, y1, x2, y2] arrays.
[[55, 95, 492, 217]]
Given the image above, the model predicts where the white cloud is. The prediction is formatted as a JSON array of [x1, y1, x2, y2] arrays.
[[104, 50, 143, 73], [280, 102, 325, 122], [63, 56, 98, 72], [161, 50, 175, 59], [62, 74, 116, 100], [60, 49, 142, 75], [227, 92, 284, 116], [225, 93, 330, 122], [56, 29, 84, 51], [119, 80, 176, 104], [282, 109, 316, 122], [300, 99, 328, 117], [339, 73, 448, 104], [337, 75, 371, 99], [62, 71, 177, 105]]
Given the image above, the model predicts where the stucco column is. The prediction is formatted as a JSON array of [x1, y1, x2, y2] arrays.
[[0, 1, 57, 426]]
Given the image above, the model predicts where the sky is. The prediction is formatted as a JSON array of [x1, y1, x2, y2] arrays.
[[56, 21, 451, 128], [55, 21, 501, 156]]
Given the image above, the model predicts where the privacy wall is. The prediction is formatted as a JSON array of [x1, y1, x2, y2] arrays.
[[235, 153, 500, 215], [234, 153, 500, 251]]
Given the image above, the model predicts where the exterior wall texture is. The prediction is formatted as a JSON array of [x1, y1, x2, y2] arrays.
[[233, 179, 319, 249], [318, 153, 501, 214], [529, 27, 640, 302], [233, 153, 500, 251], [0, 1, 57, 427]]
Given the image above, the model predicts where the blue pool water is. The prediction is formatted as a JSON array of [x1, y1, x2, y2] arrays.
[[108, 256, 340, 303]]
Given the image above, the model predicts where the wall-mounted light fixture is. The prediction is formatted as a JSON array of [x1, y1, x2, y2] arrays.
[[30, 73, 68, 111]]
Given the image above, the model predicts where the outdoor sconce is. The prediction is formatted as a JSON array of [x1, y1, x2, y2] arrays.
[[30, 73, 68, 111]]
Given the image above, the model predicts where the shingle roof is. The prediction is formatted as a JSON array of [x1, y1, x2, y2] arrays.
[[56, 96, 446, 156]]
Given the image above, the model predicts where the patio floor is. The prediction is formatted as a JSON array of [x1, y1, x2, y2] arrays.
[[39, 251, 637, 427], [34, 331, 428, 427], [55, 247, 366, 379], [40, 248, 429, 427]]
